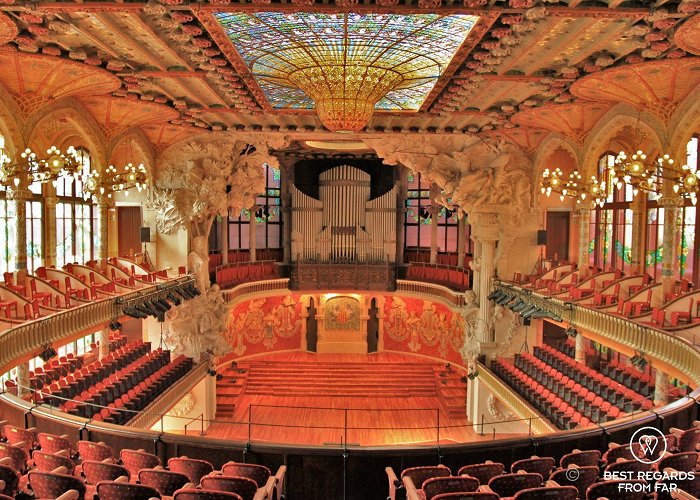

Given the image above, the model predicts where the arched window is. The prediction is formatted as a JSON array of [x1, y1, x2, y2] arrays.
[[589, 152, 633, 273], [0, 134, 16, 275], [56, 148, 97, 266]]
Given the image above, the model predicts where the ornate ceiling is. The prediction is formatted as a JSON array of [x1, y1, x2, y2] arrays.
[[0, 2, 697, 153]]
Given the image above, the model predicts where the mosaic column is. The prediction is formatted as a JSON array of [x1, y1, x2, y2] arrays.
[[429, 184, 441, 264], [97, 199, 109, 260], [574, 331, 585, 364], [8, 188, 31, 271], [660, 197, 682, 296], [576, 207, 591, 279], [457, 216, 467, 268], [470, 212, 499, 344], [43, 194, 58, 268], [16, 362, 30, 398], [654, 369, 669, 406], [98, 327, 110, 360], [630, 197, 646, 275]]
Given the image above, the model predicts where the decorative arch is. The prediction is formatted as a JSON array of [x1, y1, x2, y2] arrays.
[[532, 135, 581, 206], [108, 128, 157, 178], [668, 85, 700, 162], [581, 104, 665, 178], [25, 98, 107, 170], [0, 87, 24, 155]]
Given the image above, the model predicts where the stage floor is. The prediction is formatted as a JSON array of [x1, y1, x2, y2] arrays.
[[207, 352, 521, 447]]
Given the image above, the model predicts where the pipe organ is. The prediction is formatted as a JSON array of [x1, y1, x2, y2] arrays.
[[291, 165, 397, 263]]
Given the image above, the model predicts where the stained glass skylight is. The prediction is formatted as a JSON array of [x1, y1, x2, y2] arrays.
[[213, 12, 479, 114]]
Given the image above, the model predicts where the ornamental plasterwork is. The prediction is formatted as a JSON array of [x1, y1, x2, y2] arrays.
[[163, 284, 232, 363], [487, 393, 514, 422], [227, 295, 301, 355], [384, 296, 464, 358]]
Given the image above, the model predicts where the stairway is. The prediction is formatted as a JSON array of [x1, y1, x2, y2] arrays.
[[434, 366, 468, 420], [215, 366, 249, 419], [240, 359, 438, 398]]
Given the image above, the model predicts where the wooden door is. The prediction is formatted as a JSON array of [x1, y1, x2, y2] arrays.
[[546, 211, 570, 261], [118, 206, 142, 258]]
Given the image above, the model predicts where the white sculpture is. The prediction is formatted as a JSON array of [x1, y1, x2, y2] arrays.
[[163, 284, 232, 363]]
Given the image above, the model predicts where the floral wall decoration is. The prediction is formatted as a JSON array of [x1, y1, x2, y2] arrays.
[[383, 296, 465, 365], [225, 294, 303, 356]]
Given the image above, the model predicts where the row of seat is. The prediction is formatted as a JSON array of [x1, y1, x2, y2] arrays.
[[386, 422, 700, 500], [513, 353, 626, 424], [532, 344, 653, 412], [0, 433, 285, 500], [492, 358, 592, 429]]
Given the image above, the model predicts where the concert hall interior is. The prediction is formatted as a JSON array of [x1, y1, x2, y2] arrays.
[[0, 1, 699, 499]]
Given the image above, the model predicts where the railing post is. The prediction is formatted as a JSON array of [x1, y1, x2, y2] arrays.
[[528, 418, 532, 437]]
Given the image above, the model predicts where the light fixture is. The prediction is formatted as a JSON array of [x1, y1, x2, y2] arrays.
[[540, 167, 607, 206], [0, 146, 85, 190], [82, 162, 148, 201]]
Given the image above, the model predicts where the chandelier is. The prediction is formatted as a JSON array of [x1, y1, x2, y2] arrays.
[[611, 150, 658, 197], [540, 168, 606, 206], [82, 163, 148, 201], [0, 146, 84, 189]]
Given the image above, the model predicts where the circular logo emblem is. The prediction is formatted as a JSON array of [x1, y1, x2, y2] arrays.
[[629, 426, 667, 464]]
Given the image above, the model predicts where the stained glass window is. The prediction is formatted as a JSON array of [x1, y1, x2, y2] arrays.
[[214, 12, 479, 111], [646, 207, 664, 281], [57, 148, 95, 266], [404, 172, 432, 252]]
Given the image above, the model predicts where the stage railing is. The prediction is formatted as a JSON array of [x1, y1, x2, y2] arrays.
[[396, 279, 466, 308], [222, 279, 290, 303]]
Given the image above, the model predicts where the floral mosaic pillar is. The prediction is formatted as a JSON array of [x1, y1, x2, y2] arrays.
[[43, 193, 58, 267], [576, 207, 590, 279], [8, 188, 30, 271], [654, 368, 669, 406], [16, 362, 30, 398], [630, 197, 646, 275], [97, 200, 109, 260], [660, 197, 682, 296], [98, 327, 110, 360]]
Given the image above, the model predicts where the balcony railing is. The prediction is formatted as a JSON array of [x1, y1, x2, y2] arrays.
[[494, 280, 700, 387], [0, 276, 195, 374]]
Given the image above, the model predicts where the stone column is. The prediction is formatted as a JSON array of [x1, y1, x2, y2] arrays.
[[457, 216, 467, 268], [220, 215, 229, 265], [472, 236, 481, 298], [630, 197, 646, 275], [249, 209, 257, 262], [576, 207, 591, 279], [574, 332, 585, 364], [470, 211, 500, 344], [96, 199, 109, 260], [654, 369, 669, 406], [429, 184, 440, 264], [16, 362, 30, 398], [660, 198, 682, 296], [8, 188, 31, 271], [43, 193, 58, 268], [98, 327, 110, 360], [395, 168, 408, 265]]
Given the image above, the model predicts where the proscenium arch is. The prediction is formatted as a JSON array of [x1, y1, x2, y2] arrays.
[[108, 128, 157, 181], [581, 104, 665, 178]]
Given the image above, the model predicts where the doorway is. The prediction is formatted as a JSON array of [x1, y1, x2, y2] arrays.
[[367, 299, 379, 353], [306, 297, 318, 352], [118, 206, 142, 258], [546, 211, 570, 262]]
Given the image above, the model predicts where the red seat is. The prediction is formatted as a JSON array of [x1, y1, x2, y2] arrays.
[[220, 462, 270, 488], [168, 457, 214, 487], [200, 476, 258, 500], [96, 481, 161, 500], [139, 468, 191, 497], [28, 470, 86, 500], [173, 490, 243, 500]]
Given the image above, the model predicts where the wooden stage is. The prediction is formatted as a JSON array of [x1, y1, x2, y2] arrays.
[[208, 352, 520, 447]]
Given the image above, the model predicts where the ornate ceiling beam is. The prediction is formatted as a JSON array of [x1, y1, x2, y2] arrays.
[[4, 3, 661, 18]]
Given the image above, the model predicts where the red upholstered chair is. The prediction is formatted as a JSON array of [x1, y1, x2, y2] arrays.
[[549, 466, 599, 498], [221, 462, 271, 488], [431, 494, 499, 500], [603, 442, 642, 465], [168, 457, 214, 486], [657, 451, 699, 472], [670, 298, 694, 326], [485, 473, 542, 498], [82, 461, 130, 485], [510, 457, 555, 478], [77, 440, 115, 462], [654, 473, 700, 500], [0, 463, 20, 497], [37, 432, 73, 456], [0, 442, 30, 473], [96, 480, 162, 500], [200, 476, 258, 500], [586, 479, 648, 500], [28, 470, 86, 500], [514, 485, 578, 499], [401, 465, 451, 491], [559, 449, 601, 468], [32, 450, 75, 475], [670, 425, 700, 452], [422, 476, 479, 500], [139, 468, 191, 497], [30, 279, 52, 306], [119, 449, 161, 478], [456, 463, 504, 485], [3, 425, 36, 451], [604, 458, 653, 475], [173, 490, 243, 500]]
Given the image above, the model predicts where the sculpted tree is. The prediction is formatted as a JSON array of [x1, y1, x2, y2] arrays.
[[151, 135, 286, 290]]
